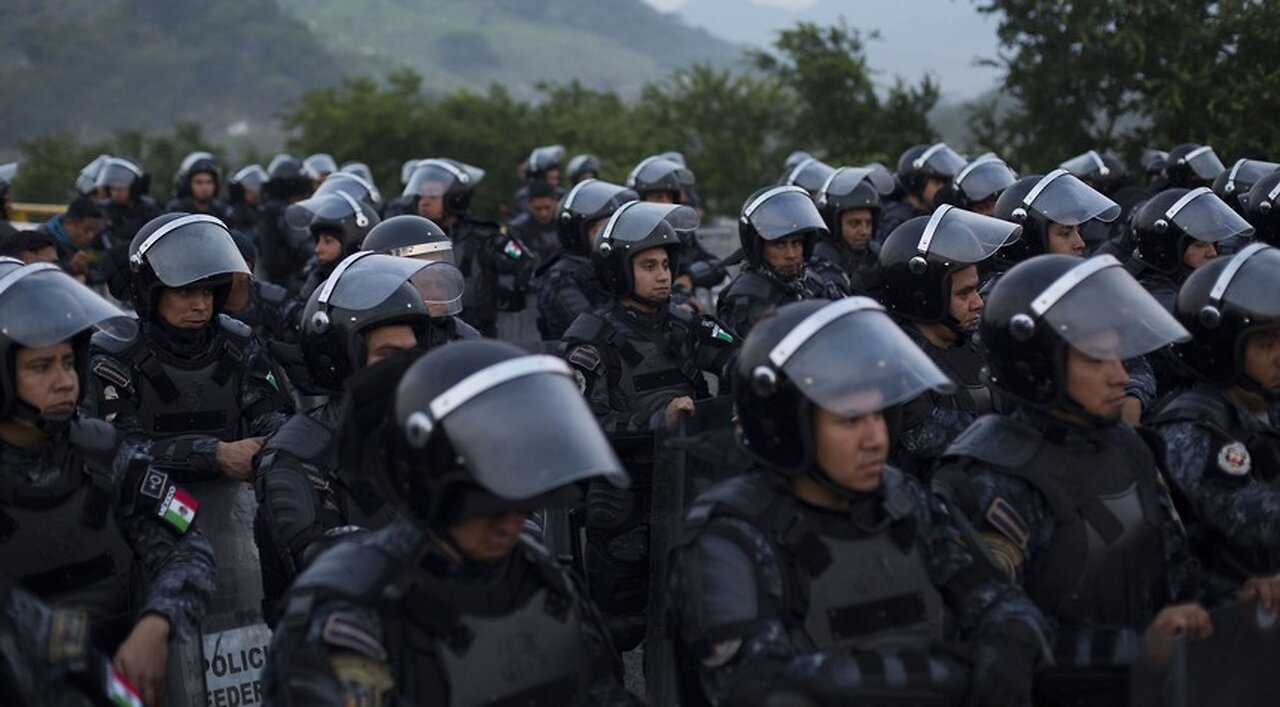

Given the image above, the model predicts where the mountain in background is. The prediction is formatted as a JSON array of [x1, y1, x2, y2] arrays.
[[0, 0, 742, 148]]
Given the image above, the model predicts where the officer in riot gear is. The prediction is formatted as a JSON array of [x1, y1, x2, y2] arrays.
[[255, 252, 436, 623], [1149, 244, 1280, 587], [0, 258, 215, 705], [879, 206, 1021, 479], [264, 340, 640, 706], [166, 152, 223, 216], [1243, 170, 1280, 246], [1213, 158, 1280, 216], [811, 166, 895, 292], [778, 156, 837, 196], [716, 185, 845, 337], [405, 158, 533, 337], [222, 164, 267, 235], [508, 179, 562, 262], [536, 180, 636, 341], [1143, 148, 1170, 188], [94, 158, 162, 300], [314, 170, 384, 214], [568, 153, 602, 185], [669, 297, 1048, 707], [257, 154, 315, 290], [75, 155, 111, 199], [560, 201, 738, 648], [301, 153, 338, 190], [287, 191, 381, 298], [626, 155, 693, 206], [946, 154, 1018, 216], [1165, 143, 1227, 190], [932, 255, 1224, 705], [512, 144, 567, 218], [362, 214, 454, 263], [628, 156, 723, 302], [881, 143, 968, 240]]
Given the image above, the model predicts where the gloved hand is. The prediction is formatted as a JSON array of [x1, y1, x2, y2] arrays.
[[966, 622, 1040, 707]]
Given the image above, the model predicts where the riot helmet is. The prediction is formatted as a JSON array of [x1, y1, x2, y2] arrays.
[[1142, 149, 1169, 179], [526, 145, 566, 183], [950, 155, 1018, 213], [1058, 150, 1128, 195], [1212, 159, 1280, 215], [738, 185, 828, 269], [400, 159, 423, 186], [264, 154, 312, 200], [1133, 187, 1253, 277], [779, 157, 836, 196], [1166, 143, 1226, 189], [312, 171, 383, 211], [362, 215, 453, 264], [339, 161, 375, 184], [879, 206, 1020, 326], [556, 179, 637, 254], [286, 191, 381, 259], [75, 154, 111, 196], [403, 159, 485, 218], [567, 154, 601, 184], [896, 143, 967, 199], [981, 255, 1189, 413], [626, 156, 694, 203], [172, 151, 222, 200], [993, 170, 1120, 263], [1243, 171, 1280, 246], [300, 251, 431, 394], [1172, 243, 1280, 394], [732, 297, 953, 476], [127, 213, 250, 319], [814, 167, 889, 245], [0, 258, 136, 423], [783, 150, 815, 171], [95, 157, 147, 202], [593, 201, 696, 302], [387, 340, 628, 529], [301, 153, 338, 184], [228, 164, 267, 205]]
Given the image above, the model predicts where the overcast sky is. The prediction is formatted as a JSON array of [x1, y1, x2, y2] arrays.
[[644, 0, 1003, 99]]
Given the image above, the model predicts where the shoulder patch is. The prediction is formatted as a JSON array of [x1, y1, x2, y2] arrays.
[[566, 345, 602, 373], [48, 608, 90, 663], [697, 316, 735, 344], [139, 468, 169, 501], [322, 611, 388, 661], [1216, 441, 1252, 477], [984, 497, 1030, 550], [91, 358, 131, 388]]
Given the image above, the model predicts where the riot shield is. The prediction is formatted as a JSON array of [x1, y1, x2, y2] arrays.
[[644, 396, 744, 707]]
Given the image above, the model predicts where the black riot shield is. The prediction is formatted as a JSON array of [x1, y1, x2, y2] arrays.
[[644, 396, 744, 707]]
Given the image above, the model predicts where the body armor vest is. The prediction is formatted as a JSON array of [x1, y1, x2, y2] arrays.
[[537, 254, 607, 341], [921, 336, 991, 416]]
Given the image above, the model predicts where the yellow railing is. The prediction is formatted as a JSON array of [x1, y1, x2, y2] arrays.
[[8, 202, 65, 223]]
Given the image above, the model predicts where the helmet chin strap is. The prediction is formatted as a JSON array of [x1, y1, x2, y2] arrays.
[[1055, 392, 1122, 428]]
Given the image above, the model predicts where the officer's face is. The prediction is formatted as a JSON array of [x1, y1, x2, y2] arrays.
[[417, 191, 446, 222], [968, 198, 997, 217], [544, 168, 561, 188], [923, 177, 948, 208], [811, 405, 889, 493], [529, 197, 557, 227], [947, 265, 983, 331], [243, 188, 262, 207], [643, 191, 677, 205], [1242, 330, 1280, 392], [363, 324, 418, 367], [190, 173, 216, 202], [762, 236, 805, 276], [108, 186, 131, 205], [14, 342, 78, 418], [313, 232, 343, 265], [1064, 335, 1129, 421], [157, 286, 214, 329], [631, 247, 671, 301], [448, 511, 526, 562], [839, 209, 874, 250], [1046, 222, 1086, 256], [1183, 240, 1217, 269]]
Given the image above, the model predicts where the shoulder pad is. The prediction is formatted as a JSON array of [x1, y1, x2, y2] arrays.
[[452, 317, 483, 340], [90, 327, 140, 356], [1150, 387, 1233, 430], [724, 271, 777, 300], [90, 356, 132, 389], [217, 313, 254, 341], [561, 310, 608, 346], [943, 413, 1042, 468], [879, 466, 919, 521], [262, 413, 334, 462], [68, 417, 119, 454], [686, 474, 780, 528], [257, 280, 289, 304], [291, 534, 400, 603]]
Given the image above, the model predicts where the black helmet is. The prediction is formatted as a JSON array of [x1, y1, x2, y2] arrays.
[[227, 164, 267, 204], [286, 192, 381, 259], [626, 156, 694, 202], [896, 143, 967, 198], [403, 159, 486, 217], [981, 254, 1189, 410], [75, 154, 111, 196], [1212, 159, 1279, 215], [779, 157, 836, 195], [738, 185, 828, 268], [992, 170, 1120, 263], [0, 258, 136, 423], [128, 213, 249, 319], [526, 145, 566, 181], [1166, 143, 1226, 188], [172, 151, 222, 199], [733, 297, 953, 474], [264, 154, 311, 200], [566, 154, 601, 184], [300, 251, 431, 394], [387, 340, 628, 527], [314, 171, 383, 212], [949, 155, 1018, 212], [362, 215, 453, 263], [1142, 148, 1169, 178], [301, 153, 338, 183], [556, 179, 637, 254], [879, 206, 1020, 325], [1243, 171, 1280, 246], [592, 201, 696, 300], [1058, 150, 1128, 196], [1173, 243, 1280, 393], [814, 166, 890, 238], [95, 157, 148, 201], [1132, 187, 1253, 277]]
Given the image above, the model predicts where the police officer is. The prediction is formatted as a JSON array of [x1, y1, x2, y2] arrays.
[[301, 153, 338, 191], [881, 143, 968, 240], [0, 258, 215, 705], [627, 156, 723, 303], [946, 154, 1018, 216], [878, 206, 1020, 479], [287, 191, 381, 298], [560, 201, 738, 648], [1150, 244, 1280, 588], [405, 158, 533, 337], [537, 180, 637, 341], [1164, 143, 1227, 190], [716, 185, 844, 337], [1244, 170, 1280, 246], [221, 164, 267, 235], [669, 297, 1048, 706], [165, 152, 223, 216], [257, 154, 315, 291], [95, 157, 161, 247], [512, 144, 567, 218], [255, 251, 434, 623], [264, 340, 640, 706], [778, 155, 836, 197], [507, 179, 561, 262], [1213, 158, 1280, 217], [932, 254, 1223, 704], [568, 153, 602, 185], [811, 166, 891, 292]]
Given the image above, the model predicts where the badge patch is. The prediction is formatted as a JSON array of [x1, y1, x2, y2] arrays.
[[503, 240, 524, 259], [48, 609, 89, 663], [1217, 442, 1251, 476], [92, 360, 130, 388], [322, 611, 388, 661], [984, 497, 1031, 550], [566, 346, 602, 373], [140, 469, 169, 501], [157, 486, 198, 533]]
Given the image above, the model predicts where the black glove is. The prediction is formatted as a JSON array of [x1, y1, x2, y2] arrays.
[[967, 622, 1040, 707]]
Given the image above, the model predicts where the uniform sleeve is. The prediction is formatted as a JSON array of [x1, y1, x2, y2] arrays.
[[935, 464, 1055, 587], [896, 394, 977, 468], [547, 270, 595, 327], [254, 450, 338, 582], [1123, 355, 1157, 411], [265, 600, 393, 707], [564, 344, 664, 433], [240, 338, 293, 437]]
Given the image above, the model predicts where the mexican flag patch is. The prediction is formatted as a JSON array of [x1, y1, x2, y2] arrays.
[[107, 664, 143, 707], [503, 240, 524, 259], [157, 485, 197, 534]]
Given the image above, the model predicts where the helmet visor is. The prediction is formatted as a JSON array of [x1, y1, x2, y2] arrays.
[[821, 167, 895, 202], [600, 202, 698, 244], [784, 159, 836, 192], [914, 144, 968, 177], [286, 192, 370, 231], [528, 145, 566, 173], [560, 180, 637, 220], [956, 159, 1018, 202], [1203, 244, 1280, 320], [772, 298, 955, 417], [744, 187, 827, 240], [1036, 257, 1190, 360], [0, 264, 137, 346], [426, 356, 629, 498], [138, 216, 249, 287], [231, 165, 267, 190], [410, 262, 465, 317], [1169, 188, 1254, 242], [917, 205, 1022, 263], [315, 172, 382, 207], [1058, 150, 1111, 180], [1025, 170, 1121, 225], [76, 155, 110, 194], [95, 160, 141, 189], [629, 157, 695, 190], [1186, 146, 1226, 180], [1225, 159, 1280, 193], [320, 252, 429, 311], [302, 153, 338, 178]]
